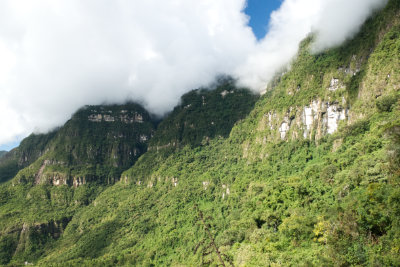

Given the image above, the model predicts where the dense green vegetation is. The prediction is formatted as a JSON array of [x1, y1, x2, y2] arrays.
[[0, 152, 7, 159], [124, 78, 258, 184], [149, 77, 258, 150], [7, 103, 157, 187], [0, 103, 157, 264], [0, 0, 399, 266], [0, 132, 57, 183], [0, 81, 258, 266]]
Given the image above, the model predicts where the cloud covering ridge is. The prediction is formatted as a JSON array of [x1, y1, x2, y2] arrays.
[[0, 0, 388, 146]]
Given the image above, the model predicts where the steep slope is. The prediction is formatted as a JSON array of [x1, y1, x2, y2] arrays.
[[124, 78, 258, 184], [0, 151, 7, 159], [149, 77, 258, 150], [27, 103, 155, 186], [0, 82, 257, 266], [0, 1, 399, 266], [29, 1, 400, 266], [0, 132, 57, 183], [0, 103, 156, 264]]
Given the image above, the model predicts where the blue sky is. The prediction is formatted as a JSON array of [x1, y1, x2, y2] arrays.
[[0, 141, 20, 151], [245, 0, 282, 40]]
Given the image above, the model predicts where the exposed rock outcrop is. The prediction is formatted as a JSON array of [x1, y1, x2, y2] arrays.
[[266, 98, 349, 141], [279, 117, 292, 140], [88, 112, 144, 123]]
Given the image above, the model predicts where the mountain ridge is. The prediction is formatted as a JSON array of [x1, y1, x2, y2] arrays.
[[0, 0, 399, 265]]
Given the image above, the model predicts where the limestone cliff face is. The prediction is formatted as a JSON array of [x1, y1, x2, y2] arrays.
[[0, 2, 399, 266], [243, 2, 400, 164], [12, 103, 156, 187], [88, 110, 144, 124], [264, 98, 348, 142]]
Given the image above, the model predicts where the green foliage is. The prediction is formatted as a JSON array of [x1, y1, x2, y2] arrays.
[[45, 102, 155, 181], [1, 1, 400, 266], [0, 159, 18, 183], [341, 118, 370, 138], [149, 77, 258, 149], [0, 132, 57, 183], [376, 93, 400, 112]]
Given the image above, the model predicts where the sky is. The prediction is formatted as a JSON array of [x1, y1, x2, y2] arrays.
[[0, 0, 388, 151], [245, 0, 282, 40]]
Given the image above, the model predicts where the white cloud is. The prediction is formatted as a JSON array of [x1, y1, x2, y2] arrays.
[[0, 0, 388, 147], [312, 0, 388, 51], [235, 0, 387, 90]]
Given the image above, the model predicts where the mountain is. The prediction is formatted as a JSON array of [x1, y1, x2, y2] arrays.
[[0, 151, 6, 159], [0, 0, 400, 266], [0, 80, 258, 265], [0, 103, 155, 185], [0, 102, 157, 264], [0, 132, 57, 183]]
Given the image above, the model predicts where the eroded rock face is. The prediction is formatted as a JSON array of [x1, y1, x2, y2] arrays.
[[329, 78, 341, 91], [88, 111, 144, 124], [302, 100, 320, 139], [267, 111, 277, 130], [268, 99, 348, 141], [222, 184, 230, 199], [202, 181, 210, 190], [139, 135, 148, 142], [73, 176, 86, 187], [35, 160, 67, 185], [326, 104, 347, 134], [279, 118, 291, 140], [52, 174, 68, 186], [88, 114, 102, 122]]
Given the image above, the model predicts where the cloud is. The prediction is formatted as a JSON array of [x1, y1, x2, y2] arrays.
[[311, 0, 388, 51], [0, 0, 388, 146], [235, 0, 388, 90]]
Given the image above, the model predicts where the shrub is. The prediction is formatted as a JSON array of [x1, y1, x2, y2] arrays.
[[376, 94, 399, 112]]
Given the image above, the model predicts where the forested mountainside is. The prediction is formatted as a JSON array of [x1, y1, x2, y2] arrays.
[[0, 0, 399, 266], [0, 81, 257, 266], [0, 152, 7, 159], [0, 103, 155, 185], [0, 132, 57, 184]]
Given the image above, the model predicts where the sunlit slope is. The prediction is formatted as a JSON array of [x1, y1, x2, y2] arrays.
[[34, 1, 400, 266], [0, 103, 156, 264]]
